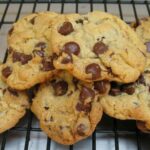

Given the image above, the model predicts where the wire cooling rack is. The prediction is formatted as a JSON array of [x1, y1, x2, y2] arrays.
[[0, 0, 150, 150]]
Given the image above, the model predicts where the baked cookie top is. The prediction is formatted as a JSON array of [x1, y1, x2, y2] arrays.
[[0, 63, 29, 133], [51, 11, 146, 83], [31, 72, 110, 145], [100, 53, 150, 127], [2, 12, 58, 90]]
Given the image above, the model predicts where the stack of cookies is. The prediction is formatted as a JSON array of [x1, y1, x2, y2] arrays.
[[0, 11, 150, 145]]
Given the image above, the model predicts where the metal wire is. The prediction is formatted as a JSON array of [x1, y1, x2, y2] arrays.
[[1, 0, 150, 150]]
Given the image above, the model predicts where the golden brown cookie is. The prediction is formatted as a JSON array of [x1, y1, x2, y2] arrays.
[[31, 72, 110, 145], [0, 64, 29, 133], [2, 12, 59, 90], [51, 11, 146, 83]]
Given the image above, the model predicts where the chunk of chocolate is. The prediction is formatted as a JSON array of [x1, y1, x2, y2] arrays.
[[79, 86, 95, 101], [72, 77, 79, 90], [58, 22, 74, 35], [41, 58, 55, 71], [77, 124, 86, 136], [33, 50, 44, 57], [62, 42, 80, 56], [138, 75, 145, 85], [61, 54, 73, 64], [52, 80, 68, 96], [35, 42, 46, 50], [121, 85, 135, 95], [2, 66, 12, 78], [94, 80, 109, 94], [93, 42, 108, 55], [85, 63, 101, 79], [109, 88, 121, 96], [7, 87, 18, 97], [12, 52, 32, 65]]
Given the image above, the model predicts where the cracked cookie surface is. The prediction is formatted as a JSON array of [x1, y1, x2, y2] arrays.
[[0, 64, 29, 133], [3, 12, 58, 90], [31, 72, 110, 145], [51, 11, 146, 83]]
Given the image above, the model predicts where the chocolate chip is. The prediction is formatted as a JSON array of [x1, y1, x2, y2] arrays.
[[51, 53, 58, 60], [76, 102, 91, 113], [85, 63, 101, 79], [149, 86, 150, 92], [58, 22, 74, 35], [52, 80, 68, 96], [7, 87, 18, 97], [93, 42, 108, 55], [61, 54, 73, 64], [94, 80, 109, 94], [138, 75, 145, 85], [73, 77, 79, 90], [121, 85, 135, 95], [8, 27, 14, 36], [3, 89, 6, 94], [2, 66, 12, 78], [62, 42, 80, 56], [12, 52, 32, 65], [30, 16, 36, 25], [109, 88, 121, 96], [76, 103, 83, 112], [77, 124, 86, 136], [41, 58, 55, 71], [33, 50, 44, 57], [145, 42, 150, 52], [35, 42, 46, 50], [79, 86, 95, 101], [75, 19, 83, 24], [44, 106, 49, 110]]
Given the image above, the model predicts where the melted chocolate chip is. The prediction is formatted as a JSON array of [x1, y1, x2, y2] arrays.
[[93, 42, 108, 55], [77, 124, 86, 136], [61, 54, 73, 64], [2, 66, 12, 78], [138, 75, 145, 85], [58, 22, 74, 35], [41, 58, 55, 71], [33, 50, 44, 57], [12, 52, 32, 65], [75, 19, 83, 24], [109, 88, 121, 96], [121, 84, 135, 95], [73, 77, 79, 90], [8, 27, 14, 36], [35, 42, 46, 50], [52, 80, 68, 96], [76, 102, 91, 113], [79, 86, 95, 101], [85, 63, 101, 79], [62, 42, 80, 56], [145, 42, 150, 52], [7, 87, 18, 96], [94, 80, 109, 94]]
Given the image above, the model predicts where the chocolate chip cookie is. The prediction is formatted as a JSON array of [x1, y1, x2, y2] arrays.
[[100, 53, 150, 129], [3, 12, 58, 90], [0, 64, 29, 133], [51, 11, 146, 83], [131, 17, 150, 132], [31, 72, 110, 145]]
